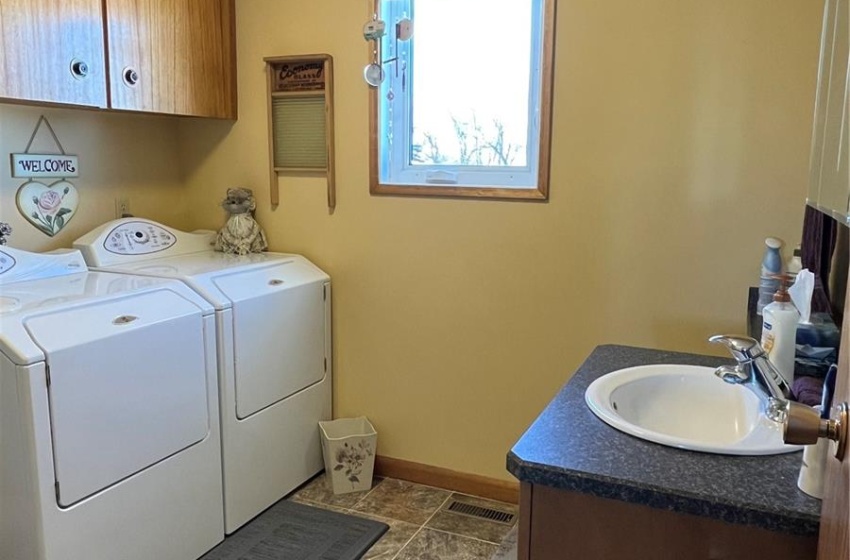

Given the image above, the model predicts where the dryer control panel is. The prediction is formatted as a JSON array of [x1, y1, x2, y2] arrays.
[[74, 218, 215, 267], [104, 221, 176, 255]]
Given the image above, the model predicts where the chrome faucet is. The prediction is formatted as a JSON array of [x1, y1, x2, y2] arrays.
[[709, 334, 791, 422]]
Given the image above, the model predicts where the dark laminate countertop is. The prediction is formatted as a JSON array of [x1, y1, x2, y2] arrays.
[[507, 345, 822, 537]]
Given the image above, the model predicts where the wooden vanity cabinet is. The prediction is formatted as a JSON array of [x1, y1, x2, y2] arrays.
[[518, 483, 817, 560], [0, 0, 107, 107], [0, 0, 236, 119], [104, 0, 236, 118]]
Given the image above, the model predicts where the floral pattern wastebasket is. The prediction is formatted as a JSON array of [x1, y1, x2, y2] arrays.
[[319, 417, 377, 495]]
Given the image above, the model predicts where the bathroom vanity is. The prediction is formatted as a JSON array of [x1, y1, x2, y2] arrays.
[[507, 345, 821, 560]]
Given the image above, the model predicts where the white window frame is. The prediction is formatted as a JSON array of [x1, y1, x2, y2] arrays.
[[369, 0, 556, 201]]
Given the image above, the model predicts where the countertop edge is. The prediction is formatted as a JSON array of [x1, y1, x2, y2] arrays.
[[506, 451, 819, 537]]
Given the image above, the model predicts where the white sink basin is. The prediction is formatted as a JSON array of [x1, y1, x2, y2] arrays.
[[584, 364, 800, 455]]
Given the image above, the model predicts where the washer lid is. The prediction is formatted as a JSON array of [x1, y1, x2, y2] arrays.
[[0, 271, 213, 365], [25, 290, 210, 506]]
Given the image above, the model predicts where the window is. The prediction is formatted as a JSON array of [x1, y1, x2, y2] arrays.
[[369, 0, 556, 200]]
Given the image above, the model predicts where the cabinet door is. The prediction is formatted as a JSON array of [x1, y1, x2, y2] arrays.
[[809, 0, 850, 222], [0, 0, 107, 107], [817, 267, 850, 559], [105, 0, 236, 119]]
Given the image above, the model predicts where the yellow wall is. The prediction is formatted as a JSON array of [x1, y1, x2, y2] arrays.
[[184, 0, 818, 480], [0, 104, 189, 252], [0, 1, 821, 486]]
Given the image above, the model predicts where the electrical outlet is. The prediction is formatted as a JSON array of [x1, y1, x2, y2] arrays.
[[115, 197, 131, 219]]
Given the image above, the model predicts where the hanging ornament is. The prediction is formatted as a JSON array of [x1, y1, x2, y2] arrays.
[[11, 116, 81, 237], [16, 180, 79, 237]]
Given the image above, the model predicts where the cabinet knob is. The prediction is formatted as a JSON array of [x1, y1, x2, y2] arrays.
[[70, 59, 89, 79], [123, 67, 139, 87], [784, 400, 848, 460]]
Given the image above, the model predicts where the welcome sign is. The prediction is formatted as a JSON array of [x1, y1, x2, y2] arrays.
[[11, 154, 79, 178]]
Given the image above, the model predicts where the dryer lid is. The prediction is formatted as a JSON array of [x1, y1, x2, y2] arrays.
[[214, 266, 329, 418], [210, 257, 328, 303]]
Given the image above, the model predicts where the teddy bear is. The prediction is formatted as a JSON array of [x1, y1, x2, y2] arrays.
[[214, 187, 268, 255]]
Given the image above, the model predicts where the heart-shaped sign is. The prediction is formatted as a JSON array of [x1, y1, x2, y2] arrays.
[[16, 180, 79, 237]]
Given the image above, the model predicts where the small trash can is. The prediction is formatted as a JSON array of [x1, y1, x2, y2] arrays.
[[319, 416, 377, 495]]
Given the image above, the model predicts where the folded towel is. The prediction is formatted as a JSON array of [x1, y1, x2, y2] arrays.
[[792, 375, 824, 407]]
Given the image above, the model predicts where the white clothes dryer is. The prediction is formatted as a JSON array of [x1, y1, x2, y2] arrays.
[[0, 247, 224, 560], [74, 219, 332, 533]]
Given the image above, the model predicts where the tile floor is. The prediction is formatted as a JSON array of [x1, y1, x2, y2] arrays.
[[288, 474, 519, 560]]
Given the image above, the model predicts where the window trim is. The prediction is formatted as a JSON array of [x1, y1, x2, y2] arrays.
[[368, 0, 557, 201]]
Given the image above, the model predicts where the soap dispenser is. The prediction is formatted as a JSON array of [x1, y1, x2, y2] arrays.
[[760, 275, 799, 386]]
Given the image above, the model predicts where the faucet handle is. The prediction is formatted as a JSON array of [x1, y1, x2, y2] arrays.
[[708, 334, 765, 362]]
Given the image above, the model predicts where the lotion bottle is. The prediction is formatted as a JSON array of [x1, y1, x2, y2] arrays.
[[760, 277, 799, 386]]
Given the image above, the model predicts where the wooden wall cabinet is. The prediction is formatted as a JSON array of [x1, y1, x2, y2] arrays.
[[105, 0, 236, 118], [0, 0, 236, 119], [0, 0, 107, 108]]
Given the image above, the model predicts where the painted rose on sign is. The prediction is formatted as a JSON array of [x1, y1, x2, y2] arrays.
[[16, 181, 79, 237], [37, 190, 63, 214], [29, 186, 72, 235]]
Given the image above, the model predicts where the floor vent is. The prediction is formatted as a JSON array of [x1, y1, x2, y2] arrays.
[[446, 501, 516, 525]]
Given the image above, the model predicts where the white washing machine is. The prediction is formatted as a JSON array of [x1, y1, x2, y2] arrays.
[[74, 218, 332, 533], [0, 247, 224, 560]]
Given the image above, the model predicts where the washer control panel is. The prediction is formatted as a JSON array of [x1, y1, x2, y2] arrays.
[[0, 250, 16, 275], [0, 247, 87, 286], [104, 221, 176, 255]]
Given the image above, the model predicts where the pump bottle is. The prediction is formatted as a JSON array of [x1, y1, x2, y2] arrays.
[[760, 277, 799, 386]]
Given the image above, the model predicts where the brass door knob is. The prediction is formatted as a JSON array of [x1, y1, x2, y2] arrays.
[[783, 400, 848, 460]]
